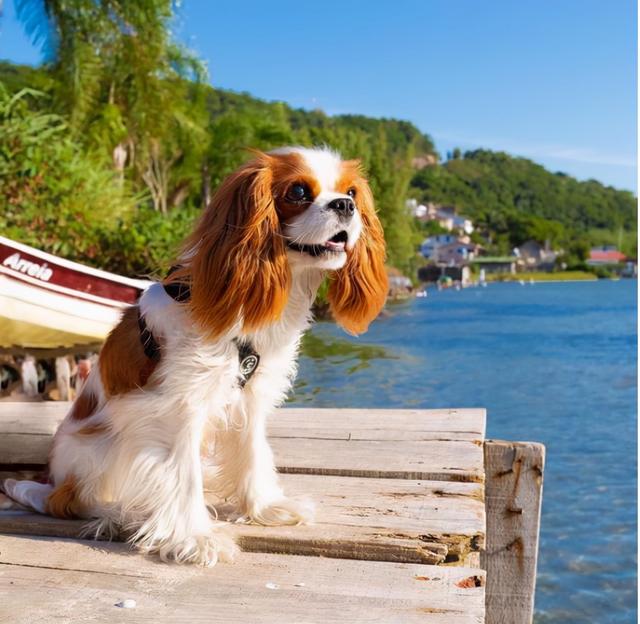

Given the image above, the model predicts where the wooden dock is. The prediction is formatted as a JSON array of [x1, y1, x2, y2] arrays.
[[0, 404, 544, 623]]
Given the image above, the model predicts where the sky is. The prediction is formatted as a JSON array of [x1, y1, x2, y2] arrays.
[[1, 0, 637, 192]]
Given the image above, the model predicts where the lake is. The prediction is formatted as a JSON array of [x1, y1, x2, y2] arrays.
[[290, 279, 637, 624]]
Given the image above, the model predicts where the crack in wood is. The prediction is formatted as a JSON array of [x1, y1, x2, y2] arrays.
[[0, 560, 142, 579]]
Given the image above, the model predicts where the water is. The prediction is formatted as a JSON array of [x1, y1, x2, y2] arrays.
[[290, 279, 637, 623]]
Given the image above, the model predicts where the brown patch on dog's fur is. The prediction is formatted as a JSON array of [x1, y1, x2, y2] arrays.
[[271, 152, 322, 221], [46, 475, 84, 519], [68, 387, 98, 421], [167, 152, 291, 339], [329, 160, 388, 335], [75, 422, 109, 436], [100, 306, 158, 397], [335, 159, 363, 197]]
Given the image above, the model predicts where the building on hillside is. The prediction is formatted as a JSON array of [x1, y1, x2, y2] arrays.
[[420, 234, 458, 259], [471, 256, 518, 275], [587, 247, 627, 265], [452, 215, 474, 235], [432, 207, 455, 231], [514, 240, 558, 271], [435, 241, 480, 266], [433, 206, 474, 235], [420, 235, 478, 264], [411, 154, 438, 169], [406, 200, 440, 220], [406, 199, 423, 217], [406, 200, 474, 235]]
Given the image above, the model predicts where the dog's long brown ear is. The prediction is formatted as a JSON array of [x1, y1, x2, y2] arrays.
[[328, 179, 388, 335], [170, 154, 290, 338]]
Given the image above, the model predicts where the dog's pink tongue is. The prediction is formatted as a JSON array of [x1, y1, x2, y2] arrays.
[[325, 240, 346, 251]]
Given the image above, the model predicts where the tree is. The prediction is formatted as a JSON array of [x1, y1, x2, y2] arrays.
[[15, 0, 209, 211]]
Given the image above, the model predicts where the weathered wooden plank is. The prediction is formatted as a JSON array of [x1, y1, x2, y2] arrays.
[[269, 408, 486, 440], [480, 441, 544, 624], [233, 473, 484, 566], [0, 404, 486, 438], [272, 438, 483, 482], [0, 404, 486, 482], [0, 473, 485, 566], [0, 534, 485, 623]]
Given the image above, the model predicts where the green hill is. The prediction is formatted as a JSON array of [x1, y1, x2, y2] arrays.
[[411, 149, 637, 257]]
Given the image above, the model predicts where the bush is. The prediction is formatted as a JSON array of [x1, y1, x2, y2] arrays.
[[0, 85, 142, 268]]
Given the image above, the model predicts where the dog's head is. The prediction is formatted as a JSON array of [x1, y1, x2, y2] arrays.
[[172, 146, 388, 338]]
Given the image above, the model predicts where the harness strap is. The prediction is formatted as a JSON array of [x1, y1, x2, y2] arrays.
[[163, 265, 191, 302], [136, 267, 260, 387], [137, 310, 161, 362]]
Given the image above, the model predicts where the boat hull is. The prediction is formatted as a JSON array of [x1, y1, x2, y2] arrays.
[[0, 236, 151, 353]]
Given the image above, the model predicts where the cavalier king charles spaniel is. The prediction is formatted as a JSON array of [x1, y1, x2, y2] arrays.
[[2, 146, 388, 565]]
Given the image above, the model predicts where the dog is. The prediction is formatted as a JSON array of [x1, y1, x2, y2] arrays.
[[2, 146, 388, 565]]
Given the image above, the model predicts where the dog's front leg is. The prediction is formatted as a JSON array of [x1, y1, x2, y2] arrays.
[[212, 407, 314, 526], [120, 398, 237, 566]]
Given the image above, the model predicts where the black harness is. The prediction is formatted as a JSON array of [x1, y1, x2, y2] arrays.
[[138, 269, 260, 388]]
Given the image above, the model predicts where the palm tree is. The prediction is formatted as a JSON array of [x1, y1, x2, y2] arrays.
[[14, 0, 209, 211]]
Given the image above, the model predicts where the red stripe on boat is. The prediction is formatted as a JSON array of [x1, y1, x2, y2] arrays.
[[0, 242, 142, 305]]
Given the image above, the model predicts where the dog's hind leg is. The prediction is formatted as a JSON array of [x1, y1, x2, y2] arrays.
[[1, 479, 53, 514]]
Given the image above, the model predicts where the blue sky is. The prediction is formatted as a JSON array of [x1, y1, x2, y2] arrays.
[[1, 0, 637, 191]]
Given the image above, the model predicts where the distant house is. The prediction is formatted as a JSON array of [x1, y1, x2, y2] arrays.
[[471, 256, 517, 274], [413, 204, 428, 218], [408, 200, 474, 235], [406, 199, 423, 217], [587, 247, 626, 265], [435, 209, 455, 231], [450, 214, 474, 235], [436, 241, 479, 266], [420, 234, 459, 259], [411, 154, 438, 169], [433, 206, 474, 233], [434, 209, 473, 235], [406, 200, 439, 220], [421, 235, 479, 265], [515, 240, 558, 271]]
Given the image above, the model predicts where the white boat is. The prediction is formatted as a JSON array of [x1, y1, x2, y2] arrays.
[[0, 236, 151, 354]]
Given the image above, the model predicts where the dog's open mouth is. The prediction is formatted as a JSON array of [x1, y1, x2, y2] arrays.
[[287, 231, 348, 257]]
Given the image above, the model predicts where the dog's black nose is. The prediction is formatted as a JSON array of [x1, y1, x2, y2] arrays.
[[328, 197, 355, 217]]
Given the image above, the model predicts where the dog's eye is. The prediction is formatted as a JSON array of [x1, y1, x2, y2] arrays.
[[346, 187, 357, 198], [286, 183, 310, 203]]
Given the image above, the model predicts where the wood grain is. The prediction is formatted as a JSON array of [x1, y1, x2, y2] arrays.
[[0, 472, 485, 566], [480, 440, 545, 624], [0, 534, 486, 624]]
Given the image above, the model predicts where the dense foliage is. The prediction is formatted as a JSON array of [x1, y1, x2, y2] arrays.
[[0, 1, 636, 279], [0, 58, 433, 275]]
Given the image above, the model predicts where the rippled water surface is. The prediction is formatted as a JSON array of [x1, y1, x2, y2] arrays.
[[290, 279, 637, 623]]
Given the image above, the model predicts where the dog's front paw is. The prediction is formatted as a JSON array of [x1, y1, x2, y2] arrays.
[[243, 496, 315, 526], [154, 529, 238, 566]]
